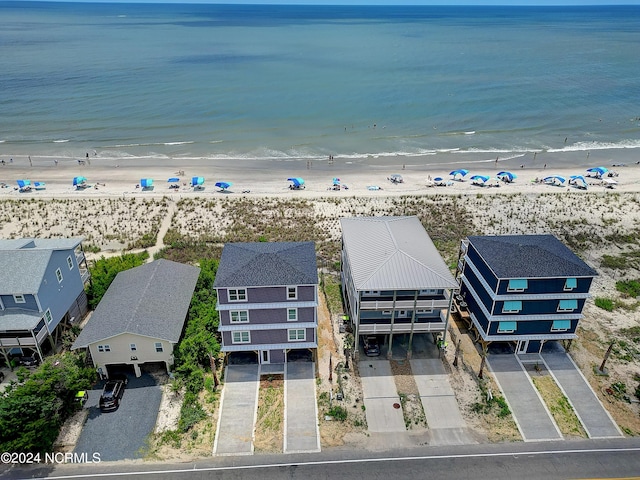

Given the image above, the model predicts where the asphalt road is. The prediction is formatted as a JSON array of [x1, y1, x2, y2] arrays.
[[7, 438, 640, 480], [73, 373, 161, 462]]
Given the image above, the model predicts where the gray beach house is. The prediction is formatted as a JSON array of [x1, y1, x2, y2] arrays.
[[340, 216, 459, 358], [0, 238, 91, 365], [73, 259, 200, 377], [214, 242, 318, 367], [456, 234, 598, 354]]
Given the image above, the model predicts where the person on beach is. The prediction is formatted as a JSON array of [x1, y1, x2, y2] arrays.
[[29, 156, 32, 167]]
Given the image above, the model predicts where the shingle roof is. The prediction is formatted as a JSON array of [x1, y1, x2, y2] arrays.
[[213, 242, 318, 288], [0, 237, 83, 294], [0, 309, 42, 332], [340, 216, 458, 290], [72, 259, 200, 347], [467, 235, 598, 279]]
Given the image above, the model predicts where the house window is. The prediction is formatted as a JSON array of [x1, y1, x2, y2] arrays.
[[497, 321, 516, 333], [558, 299, 578, 312], [230, 310, 249, 323], [287, 286, 298, 300], [551, 320, 571, 332], [382, 310, 392, 315], [288, 329, 306, 341], [502, 300, 522, 313], [228, 288, 247, 302], [155, 342, 164, 352], [232, 331, 250, 344], [507, 279, 528, 292], [130, 344, 137, 351], [67, 255, 74, 270], [44, 309, 53, 324], [363, 290, 380, 296], [56, 268, 63, 283], [419, 289, 438, 295], [564, 278, 577, 291], [287, 308, 298, 321], [417, 308, 432, 314], [97, 345, 111, 353], [13, 294, 25, 304]]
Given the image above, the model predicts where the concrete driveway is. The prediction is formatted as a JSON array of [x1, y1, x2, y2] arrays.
[[74, 373, 162, 461], [358, 359, 405, 433], [284, 362, 320, 453], [411, 358, 476, 445], [542, 352, 622, 438], [214, 364, 259, 456], [488, 354, 562, 442]]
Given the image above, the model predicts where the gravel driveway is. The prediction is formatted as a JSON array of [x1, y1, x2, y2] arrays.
[[74, 373, 162, 461]]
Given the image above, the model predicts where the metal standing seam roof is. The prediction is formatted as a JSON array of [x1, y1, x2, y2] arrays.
[[0, 237, 84, 294], [340, 216, 458, 291], [467, 235, 598, 279], [213, 242, 318, 288], [72, 259, 200, 347]]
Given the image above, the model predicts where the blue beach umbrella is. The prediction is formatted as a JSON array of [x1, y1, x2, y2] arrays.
[[543, 175, 566, 186], [73, 176, 87, 186], [332, 177, 341, 186], [191, 176, 205, 187], [450, 169, 469, 180], [215, 181, 232, 191], [586, 166, 608, 178], [470, 175, 490, 185], [497, 171, 517, 182], [17, 180, 31, 188], [34, 182, 46, 190], [167, 177, 180, 183], [569, 175, 588, 189], [140, 178, 153, 188], [433, 177, 443, 182], [287, 177, 305, 188]]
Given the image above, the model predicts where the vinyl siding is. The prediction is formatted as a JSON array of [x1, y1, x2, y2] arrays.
[[217, 285, 316, 305], [497, 277, 593, 295], [220, 306, 316, 325], [222, 328, 316, 347]]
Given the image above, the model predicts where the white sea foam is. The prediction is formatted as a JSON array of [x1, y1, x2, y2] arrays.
[[53, 139, 70, 143], [547, 139, 640, 153]]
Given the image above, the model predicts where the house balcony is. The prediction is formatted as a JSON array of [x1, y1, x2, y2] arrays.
[[0, 327, 48, 348], [80, 268, 91, 285], [358, 309, 448, 335], [75, 250, 86, 265], [360, 294, 451, 311]]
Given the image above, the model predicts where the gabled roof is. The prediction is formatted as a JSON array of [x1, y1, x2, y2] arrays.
[[0, 237, 84, 294], [73, 259, 200, 347], [340, 216, 458, 290], [213, 242, 318, 288], [467, 235, 598, 279]]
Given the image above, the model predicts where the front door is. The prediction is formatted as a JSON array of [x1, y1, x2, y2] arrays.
[[261, 350, 270, 364], [516, 340, 528, 354]]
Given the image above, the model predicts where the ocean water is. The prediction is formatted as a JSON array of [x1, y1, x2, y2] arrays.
[[1, 2, 639, 165]]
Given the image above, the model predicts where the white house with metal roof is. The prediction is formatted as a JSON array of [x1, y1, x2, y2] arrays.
[[72, 259, 200, 378], [340, 216, 458, 358], [0, 238, 91, 365]]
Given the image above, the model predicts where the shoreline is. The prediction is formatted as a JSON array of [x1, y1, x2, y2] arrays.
[[1, 149, 639, 199]]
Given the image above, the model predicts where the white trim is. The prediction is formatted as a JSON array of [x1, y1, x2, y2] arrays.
[[288, 328, 306, 341], [230, 310, 250, 323], [154, 342, 164, 352], [219, 322, 317, 332], [55, 267, 63, 283], [130, 343, 137, 351], [287, 308, 298, 322], [67, 255, 74, 270], [217, 300, 317, 311], [232, 331, 251, 344], [286, 286, 298, 300], [228, 288, 247, 302], [222, 341, 317, 352], [13, 294, 26, 304]]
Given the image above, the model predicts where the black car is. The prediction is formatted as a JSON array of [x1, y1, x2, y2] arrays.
[[18, 356, 40, 367], [363, 336, 381, 357], [99, 379, 126, 412]]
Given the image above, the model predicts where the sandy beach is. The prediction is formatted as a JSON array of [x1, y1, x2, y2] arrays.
[[1, 150, 639, 199]]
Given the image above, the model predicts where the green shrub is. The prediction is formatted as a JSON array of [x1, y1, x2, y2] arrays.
[[178, 398, 206, 433], [616, 279, 640, 298], [327, 405, 348, 422], [594, 297, 615, 311]]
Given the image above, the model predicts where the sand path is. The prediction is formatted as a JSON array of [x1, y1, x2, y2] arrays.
[[147, 199, 177, 261]]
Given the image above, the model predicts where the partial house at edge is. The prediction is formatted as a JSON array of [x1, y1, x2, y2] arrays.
[[456, 234, 598, 354], [72, 259, 200, 378], [340, 216, 459, 358], [0, 238, 90, 364], [213, 241, 318, 368]]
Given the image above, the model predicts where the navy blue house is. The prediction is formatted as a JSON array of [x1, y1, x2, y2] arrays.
[[457, 235, 597, 354]]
